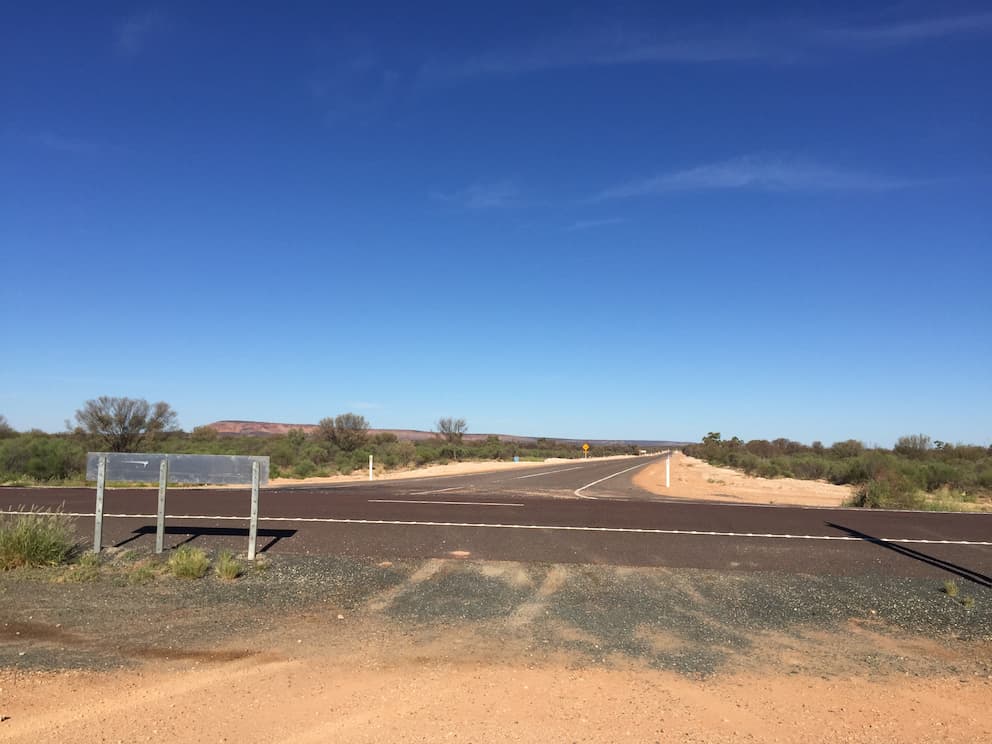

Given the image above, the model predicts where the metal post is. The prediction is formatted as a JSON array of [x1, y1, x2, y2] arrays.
[[93, 455, 107, 553], [247, 460, 260, 560], [665, 451, 671, 489], [369, 454, 374, 481], [155, 458, 169, 553]]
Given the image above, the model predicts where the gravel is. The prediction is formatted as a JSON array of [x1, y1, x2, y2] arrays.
[[2, 551, 989, 678]]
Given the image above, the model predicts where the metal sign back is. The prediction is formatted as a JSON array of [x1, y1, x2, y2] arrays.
[[86, 452, 269, 485]]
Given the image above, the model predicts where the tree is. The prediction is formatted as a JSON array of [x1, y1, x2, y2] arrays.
[[74, 396, 178, 452], [436, 417, 468, 443], [0, 415, 14, 439], [323, 413, 369, 452], [894, 434, 932, 459]]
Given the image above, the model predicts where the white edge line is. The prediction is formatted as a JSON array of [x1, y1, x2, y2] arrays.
[[574, 461, 651, 499], [2, 510, 989, 546], [368, 500, 524, 507], [514, 466, 584, 480]]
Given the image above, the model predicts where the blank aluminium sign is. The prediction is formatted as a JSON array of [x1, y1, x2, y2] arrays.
[[86, 453, 269, 485]]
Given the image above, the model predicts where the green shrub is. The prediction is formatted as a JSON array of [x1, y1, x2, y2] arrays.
[[167, 546, 210, 579], [293, 459, 316, 478], [0, 509, 77, 569], [849, 473, 924, 510], [0, 435, 86, 481]]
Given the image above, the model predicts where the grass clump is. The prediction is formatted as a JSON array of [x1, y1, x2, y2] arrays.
[[215, 550, 242, 580], [962, 596, 975, 609], [167, 546, 210, 579], [943, 580, 959, 598], [0, 509, 76, 569], [127, 560, 161, 585]]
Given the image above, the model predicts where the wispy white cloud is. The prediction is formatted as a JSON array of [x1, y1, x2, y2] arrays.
[[567, 217, 626, 231], [432, 181, 522, 210], [417, 12, 992, 85], [27, 131, 100, 155], [824, 12, 992, 47], [595, 156, 920, 200], [115, 10, 166, 56], [419, 29, 771, 85]]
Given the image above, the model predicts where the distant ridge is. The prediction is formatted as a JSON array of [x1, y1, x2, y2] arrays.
[[205, 420, 690, 448]]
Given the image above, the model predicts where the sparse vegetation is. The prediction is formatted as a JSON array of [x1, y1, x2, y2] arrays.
[[686, 433, 991, 511], [126, 561, 160, 585], [943, 580, 959, 598], [62, 551, 101, 582], [0, 509, 77, 569], [168, 546, 210, 579], [215, 550, 242, 580], [0, 401, 648, 484]]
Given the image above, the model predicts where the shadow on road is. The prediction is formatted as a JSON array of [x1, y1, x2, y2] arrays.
[[113, 525, 297, 554], [827, 522, 991, 588]]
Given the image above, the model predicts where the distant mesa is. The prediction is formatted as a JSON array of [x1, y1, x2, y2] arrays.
[[204, 420, 688, 447]]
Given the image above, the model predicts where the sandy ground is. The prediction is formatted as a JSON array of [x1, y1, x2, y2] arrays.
[[3, 628, 989, 743], [264, 454, 641, 489], [634, 452, 854, 507], [2, 553, 991, 743]]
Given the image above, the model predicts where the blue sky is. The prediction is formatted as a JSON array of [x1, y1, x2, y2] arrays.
[[2, 2, 990, 446]]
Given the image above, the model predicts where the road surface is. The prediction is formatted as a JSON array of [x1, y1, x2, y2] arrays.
[[2, 456, 989, 584]]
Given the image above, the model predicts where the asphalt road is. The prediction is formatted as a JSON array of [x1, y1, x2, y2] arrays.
[[2, 456, 990, 584]]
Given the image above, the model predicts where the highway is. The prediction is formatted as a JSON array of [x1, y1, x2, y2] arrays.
[[2, 455, 990, 583]]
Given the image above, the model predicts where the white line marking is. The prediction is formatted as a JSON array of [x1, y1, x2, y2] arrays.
[[574, 461, 651, 499], [3, 510, 989, 546], [514, 467, 584, 480], [407, 487, 463, 496], [368, 500, 524, 507]]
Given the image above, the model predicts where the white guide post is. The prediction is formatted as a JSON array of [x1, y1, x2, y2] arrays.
[[665, 451, 671, 489], [369, 454, 374, 481], [92, 455, 107, 553], [155, 458, 169, 553], [247, 460, 260, 560]]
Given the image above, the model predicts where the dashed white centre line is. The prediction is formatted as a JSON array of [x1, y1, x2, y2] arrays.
[[368, 500, 524, 507], [407, 487, 463, 496], [514, 466, 584, 479]]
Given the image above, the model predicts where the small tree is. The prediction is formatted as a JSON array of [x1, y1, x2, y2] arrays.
[[894, 434, 932, 459], [0, 415, 14, 439], [74, 396, 178, 452], [436, 417, 467, 443], [328, 413, 369, 452]]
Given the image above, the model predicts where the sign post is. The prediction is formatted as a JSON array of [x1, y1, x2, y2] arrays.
[[155, 459, 169, 553], [247, 460, 260, 561], [92, 455, 107, 553], [582, 443, 590, 459]]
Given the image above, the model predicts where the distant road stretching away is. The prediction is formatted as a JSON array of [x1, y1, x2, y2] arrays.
[[2, 456, 990, 584]]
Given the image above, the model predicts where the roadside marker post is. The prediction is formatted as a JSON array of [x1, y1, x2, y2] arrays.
[[155, 459, 169, 553], [92, 455, 107, 553], [247, 460, 260, 561], [665, 451, 671, 489], [369, 454, 374, 481]]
